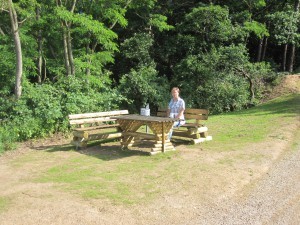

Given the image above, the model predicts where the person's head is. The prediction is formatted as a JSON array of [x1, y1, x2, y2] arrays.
[[171, 87, 180, 100]]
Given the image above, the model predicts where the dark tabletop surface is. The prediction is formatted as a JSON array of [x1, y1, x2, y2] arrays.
[[112, 114, 177, 122]]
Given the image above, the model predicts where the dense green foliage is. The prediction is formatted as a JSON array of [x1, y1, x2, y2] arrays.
[[0, 0, 299, 153]]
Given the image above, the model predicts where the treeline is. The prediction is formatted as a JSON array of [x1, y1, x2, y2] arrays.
[[0, 0, 299, 152]]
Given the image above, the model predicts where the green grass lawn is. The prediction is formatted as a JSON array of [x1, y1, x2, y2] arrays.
[[198, 94, 300, 152], [6, 94, 300, 205]]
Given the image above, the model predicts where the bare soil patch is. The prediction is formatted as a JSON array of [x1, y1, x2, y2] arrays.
[[263, 74, 300, 101]]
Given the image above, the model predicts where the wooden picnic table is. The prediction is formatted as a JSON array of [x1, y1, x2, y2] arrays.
[[113, 114, 177, 155]]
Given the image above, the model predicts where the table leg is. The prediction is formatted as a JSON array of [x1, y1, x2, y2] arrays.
[[118, 120, 143, 149], [148, 122, 175, 155]]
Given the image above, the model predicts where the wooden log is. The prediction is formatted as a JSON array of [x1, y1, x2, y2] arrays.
[[155, 140, 172, 144], [185, 108, 208, 115], [184, 114, 208, 120], [88, 132, 122, 141], [68, 110, 129, 120], [73, 124, 119, 131], [149, 151, 161, 155], [154, 142, 174, 148], [192, 138, 206, 144], [122, 131, 156, 140], [172, 130, 195, 138], [69, 117, 117, 125], [187, 126, 208, 135], [206, 136, 213, 141], [73, 130, 89, 139], [192, 136, 213, 144], [151, 145, 175, 152], [181, 123, 199, 128], [200, 131, 208, 138]]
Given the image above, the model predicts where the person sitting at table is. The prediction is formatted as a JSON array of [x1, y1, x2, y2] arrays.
[[167, 87, 185, 140]]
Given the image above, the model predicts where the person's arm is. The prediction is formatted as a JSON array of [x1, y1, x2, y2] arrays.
[[175, 108, 184, 119]]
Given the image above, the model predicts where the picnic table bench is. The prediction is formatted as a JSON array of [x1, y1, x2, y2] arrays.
[[68, 110, 129, 149], [157, 108, 212, 144]]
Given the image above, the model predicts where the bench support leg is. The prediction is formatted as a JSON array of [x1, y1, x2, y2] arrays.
[[71, 137, 88, 150]]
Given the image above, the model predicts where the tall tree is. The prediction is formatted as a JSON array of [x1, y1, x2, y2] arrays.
[[268, 8, 300, 72], [56, 0, 76, 76], [1, 0, 23, 99], [288, 0, 300, 72]]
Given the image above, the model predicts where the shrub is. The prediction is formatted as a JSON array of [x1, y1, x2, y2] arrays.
[[0, 76, 126, 153]]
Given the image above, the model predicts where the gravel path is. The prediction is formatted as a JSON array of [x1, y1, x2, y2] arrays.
[[193, 142, 300, 225]]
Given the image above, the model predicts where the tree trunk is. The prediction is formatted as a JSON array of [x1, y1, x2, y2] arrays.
[[62, 29, 71, 76], [288, 0, 300, 73], [0, 27, 5, 36], [57, 0, 76, 76], [235, 68, 255, 102], [295, 0, 300, 12], [245, 74, 255, 102], [283, 44, 288, 71], [262, 36, 268, 61], [43, 58, 47, 81], [85, 42, 91, 76], [257, 38, 263, 62], [66, 27, 75, 75], [9, 0, 22, 99], [288, 44, 295, 73], [36, 7, 42, 83]]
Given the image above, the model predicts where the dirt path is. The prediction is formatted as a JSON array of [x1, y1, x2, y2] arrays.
[[192, 132, 300, 225]]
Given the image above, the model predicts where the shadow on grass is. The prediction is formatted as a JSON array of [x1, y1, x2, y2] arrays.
[[33, 136, 186, 161], [40, 138, 164, 160]]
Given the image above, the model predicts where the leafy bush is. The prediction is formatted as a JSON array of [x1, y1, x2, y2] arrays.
[[0, 76, 126, 153], [118, 66, 169, 113], [196, 73, 249, 113], [0, 125, 17, 154], [118, 32, 171, 112], [173, 44, 274, 113]]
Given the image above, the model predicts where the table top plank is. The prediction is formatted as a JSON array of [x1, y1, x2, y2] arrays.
[[113, 114, 177, 123]]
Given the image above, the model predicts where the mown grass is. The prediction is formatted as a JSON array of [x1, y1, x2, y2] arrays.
[[9, 94, 300, 205], [0, 196, 11, 213], [36, 151, 185, 204], [197, 94, 300, 152]]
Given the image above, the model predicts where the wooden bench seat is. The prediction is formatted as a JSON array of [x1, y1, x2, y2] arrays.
[[157, 108, 212, 144], [73, 124, 120, 131], [68, 110, 129, 149]]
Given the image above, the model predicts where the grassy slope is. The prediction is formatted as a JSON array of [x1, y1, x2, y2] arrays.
[[4, 94, 300, 206], [200, 93, 300, 151]]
